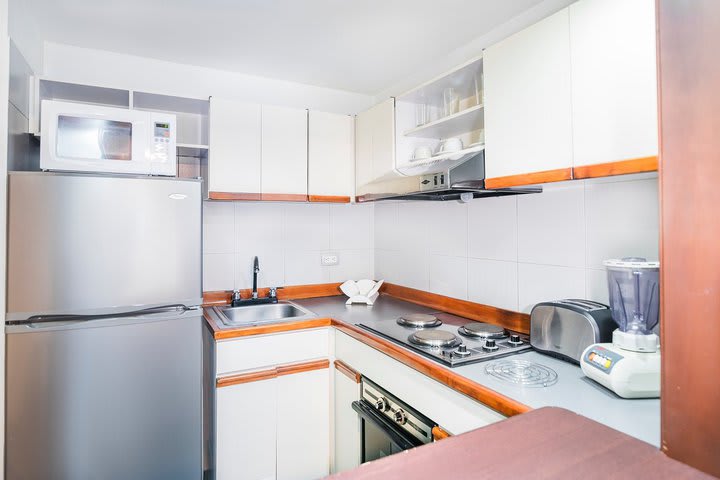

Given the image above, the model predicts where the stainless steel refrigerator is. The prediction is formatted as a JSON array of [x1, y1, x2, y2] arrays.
[[5, 172, 205, 479]]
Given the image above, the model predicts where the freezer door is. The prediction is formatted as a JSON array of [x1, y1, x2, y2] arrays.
[[7, 172, 202, 319], [5, 312, 204, 480]]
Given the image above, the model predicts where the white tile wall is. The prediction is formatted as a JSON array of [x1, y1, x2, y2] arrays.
[[374, 173, 659, 313], [203, 173, 659, 315], [203, 202, 374, 291]]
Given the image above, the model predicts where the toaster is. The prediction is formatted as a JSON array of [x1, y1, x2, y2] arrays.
[[530, 299, 616, 364]]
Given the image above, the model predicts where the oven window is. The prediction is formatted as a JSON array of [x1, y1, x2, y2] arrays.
[[56, 116, 132, 161], [362, 417, 407, 462]]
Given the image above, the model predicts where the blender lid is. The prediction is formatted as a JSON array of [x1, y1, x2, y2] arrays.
[[604, 257, 659, 269]]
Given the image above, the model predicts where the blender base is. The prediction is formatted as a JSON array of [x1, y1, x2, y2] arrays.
[[581, 343, 660, 398]]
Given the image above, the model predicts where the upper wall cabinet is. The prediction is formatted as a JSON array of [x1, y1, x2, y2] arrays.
[[484, 8, 573, 189], [208, 97, 262, 197], [261, 105, 308, 200], [355, 98, 397, 195], [569, 0, 658, 177], [308, 111, 354, 202]]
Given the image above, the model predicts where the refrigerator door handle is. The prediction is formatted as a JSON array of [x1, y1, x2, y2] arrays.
[[7, 304, 195, 327]]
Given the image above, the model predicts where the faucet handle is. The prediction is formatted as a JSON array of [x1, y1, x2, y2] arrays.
[[269, 287, 278, 298]]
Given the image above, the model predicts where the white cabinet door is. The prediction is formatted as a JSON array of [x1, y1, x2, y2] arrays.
[[276, 369, 330, 480], [355, 98, 396, 192], [261, 105, 308, 196], [308, 111, 354, 199], [216, 378, 277, 480], [333, 369, 361, 474], [208, 97, 262, 194], [570, 0, 658, 167], [484, 8, 573, 182]]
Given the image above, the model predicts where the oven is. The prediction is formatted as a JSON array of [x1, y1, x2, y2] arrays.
[[352, 377, 436, 463]]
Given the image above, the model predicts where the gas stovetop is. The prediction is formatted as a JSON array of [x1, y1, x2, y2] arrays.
[[357, 313, 531, 367]]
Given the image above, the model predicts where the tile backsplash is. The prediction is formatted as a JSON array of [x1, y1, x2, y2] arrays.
[[374, 173, 659, 313], [203, 202, 374, 291], [203, 173, 659, 315]]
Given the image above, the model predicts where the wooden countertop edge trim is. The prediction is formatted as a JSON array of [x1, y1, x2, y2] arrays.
[[308, 195, 351, 203], [212, 317, 333, 340], [485, 167, 572, 189], [379, 283, 530, 335], [432, 426, 451, 441], [217, 358, 330, 387], [572, 156, 658, 179], [334, 359, 362, 384], [208, 191, 263, 201], [202, 283, 342, 307], [332, 322, 531, 417]]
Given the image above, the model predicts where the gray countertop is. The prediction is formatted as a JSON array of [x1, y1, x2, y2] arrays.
[[294, 294, 660, 447]]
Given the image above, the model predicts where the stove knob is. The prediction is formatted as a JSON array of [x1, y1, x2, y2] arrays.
[[509, 334, 523, 345], [375, 397, 389, 412], [457, 344, 468, 353], [483, 339, 498, 351], [394, 409, 407, 425]]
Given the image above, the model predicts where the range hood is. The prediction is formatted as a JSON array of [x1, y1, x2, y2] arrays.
[[357, 151, 542, 202]]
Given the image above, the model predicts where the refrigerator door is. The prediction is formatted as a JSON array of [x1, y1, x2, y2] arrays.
[[7, 172, 202, 320], [5, 310, 203, 480]]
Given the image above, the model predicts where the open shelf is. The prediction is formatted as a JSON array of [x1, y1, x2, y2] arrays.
[[404, 103, 484, 139], [177, 143, 209, 158], [397, 55, 483, 106]]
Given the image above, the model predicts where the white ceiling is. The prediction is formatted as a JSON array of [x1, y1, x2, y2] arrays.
[[25, 0, 548, 95]]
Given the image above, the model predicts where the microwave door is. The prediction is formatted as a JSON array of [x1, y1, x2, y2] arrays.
[[98, 120, 132, 161]]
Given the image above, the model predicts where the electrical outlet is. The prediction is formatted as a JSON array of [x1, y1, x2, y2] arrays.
[[321, 254, 339, 266]]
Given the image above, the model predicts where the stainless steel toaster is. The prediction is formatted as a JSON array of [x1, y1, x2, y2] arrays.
[[530, 299, 616, 364]]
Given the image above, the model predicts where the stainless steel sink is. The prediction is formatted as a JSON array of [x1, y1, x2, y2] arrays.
[[211, 301, 316, 328]]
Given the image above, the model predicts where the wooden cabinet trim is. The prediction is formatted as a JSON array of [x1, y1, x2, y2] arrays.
[[573, 156, 658, 179], [217, 368, 277, 387], [380, 283, 530, 335], [261, 193, 309, 202], [277, 358, 329, 377], [308, 195, 351, 203], [485, 167, 573, 189], [334, 360, 361, 384], [432, 426, 451, 441], [217, 359, 329, 388], [208, 191, 263, 201]]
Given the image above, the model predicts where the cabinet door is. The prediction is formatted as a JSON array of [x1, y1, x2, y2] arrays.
[[333, 369, 361, 474], [216, 378, 277, 480], [308, 111, 354, 200], [570, 0, 658, 170], [276, 369, 330, 480], [261, 105, 308, 197], [355, 98, 396, 192], [484, 9, 573, 187], [208, 97, 262, 194]]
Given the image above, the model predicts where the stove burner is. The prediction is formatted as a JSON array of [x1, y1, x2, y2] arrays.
[[397, 313, 441, 328], [485, 359, 558, 387], [408, 329, 460, 348], [458, 322, 506, 339]]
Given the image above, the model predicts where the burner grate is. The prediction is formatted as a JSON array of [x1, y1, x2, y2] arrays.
[[484, 359, 558, 387]]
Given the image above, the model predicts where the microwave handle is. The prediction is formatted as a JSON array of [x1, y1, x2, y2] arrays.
[[352, 400, 421, 450]]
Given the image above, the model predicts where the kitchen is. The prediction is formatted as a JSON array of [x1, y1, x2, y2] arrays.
[[0, 0, 718, 479]]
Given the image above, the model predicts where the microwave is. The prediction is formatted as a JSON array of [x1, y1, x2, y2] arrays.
[[40, 100, 177, 176]]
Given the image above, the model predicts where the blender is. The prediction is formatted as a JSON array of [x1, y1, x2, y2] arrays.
[[581, 258, 661, 398]]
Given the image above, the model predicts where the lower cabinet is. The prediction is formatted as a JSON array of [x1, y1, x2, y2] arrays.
[[217, 378, 278, 480], [277, 369, 330, 480], [333, 367, 361, 474]]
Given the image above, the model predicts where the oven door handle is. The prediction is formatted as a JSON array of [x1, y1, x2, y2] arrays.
[[352, 400, 422, 450]]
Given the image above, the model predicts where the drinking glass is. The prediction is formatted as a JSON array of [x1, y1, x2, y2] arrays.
[[443, 88, 459, 116]]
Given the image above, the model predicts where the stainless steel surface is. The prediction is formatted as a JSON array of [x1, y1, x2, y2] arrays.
[[358, 314, 530, 367], [361, 378, 435, 445], [5, 310, 204, 479], [408, 329, 461, 348], [530, 299, 615, 364], [458, 322, 506, 339], [7, 172, 202, 320], [359, 153, 543, 202], [397, 313, 441, 328], [211, 301, 316, 328], [484, 359, 559, 387]]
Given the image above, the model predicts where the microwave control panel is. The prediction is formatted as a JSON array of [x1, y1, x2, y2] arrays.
[[152, 122, 172, 163]]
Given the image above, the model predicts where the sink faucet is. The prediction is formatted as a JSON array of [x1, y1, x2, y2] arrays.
[[252, 256, 260, 299]]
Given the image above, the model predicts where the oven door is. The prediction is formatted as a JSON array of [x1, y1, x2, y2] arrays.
[[352, 399, 425, 463]]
